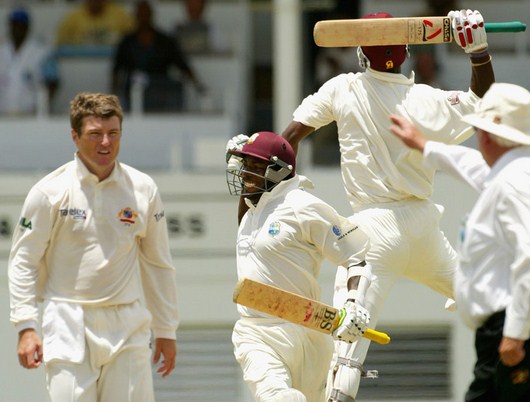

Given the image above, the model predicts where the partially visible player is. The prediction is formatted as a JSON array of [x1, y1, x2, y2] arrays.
[[389, 82, 530, 402], [226, 131, 371, 402], [280, 9, 495, 401]]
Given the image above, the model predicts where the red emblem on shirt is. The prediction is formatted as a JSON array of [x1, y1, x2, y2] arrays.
[[118, 207, 138, 224]]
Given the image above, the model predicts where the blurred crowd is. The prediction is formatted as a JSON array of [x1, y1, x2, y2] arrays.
[[0, 0, 217, 116]]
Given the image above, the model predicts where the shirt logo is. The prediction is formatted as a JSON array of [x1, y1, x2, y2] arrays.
[[19, 217, 32, 230], [59, 208, 87, 220], [332, 225, 342, 236], [118, 207, 138, 225], [268, 221, 281, 237], [447, 92, 461, 105], [154, 210, 165, 222]]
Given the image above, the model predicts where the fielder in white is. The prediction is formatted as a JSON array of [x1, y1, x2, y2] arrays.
[[281, 9, 495, 402], [8, 92, 179, 402], [225, 131, 371, 402]]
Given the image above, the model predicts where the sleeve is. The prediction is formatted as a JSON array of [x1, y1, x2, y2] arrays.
[[8, 188, 54, 329], [139, 186, 179, 340], [292, 76, 340, 131], [296, 198, 368, 268], [423, 141, 490, 193], [501, 185, 530, 340], [408, 86, 479, 145]]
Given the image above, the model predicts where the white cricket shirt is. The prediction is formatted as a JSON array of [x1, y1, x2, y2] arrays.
[[8, 154, 179, 339], [426, 143, 530, 339], [236, 175, 368, 319], [293, 68, 479, 209]]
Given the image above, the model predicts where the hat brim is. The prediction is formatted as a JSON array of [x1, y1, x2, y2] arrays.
[[462, 114, 530, 146]]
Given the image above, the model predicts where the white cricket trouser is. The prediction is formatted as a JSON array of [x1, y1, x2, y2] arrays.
[[328, 198, 457, 399], [233, 318, 334, 402], [45, 301, 154, 402]]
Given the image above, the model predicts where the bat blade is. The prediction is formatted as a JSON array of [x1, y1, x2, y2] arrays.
[[233, 278, 390, 345], [314, 17, 527, 47]]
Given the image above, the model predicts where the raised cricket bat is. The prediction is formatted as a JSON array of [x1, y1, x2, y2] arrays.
[[314, 17, 527, 47], [233, 278, 390, 345]]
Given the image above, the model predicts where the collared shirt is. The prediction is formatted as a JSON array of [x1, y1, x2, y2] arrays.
[[236, 175, 368, 319], [8, 154, 179, 339], [293, 68, 479, 209], [425, 142, 530, 339]]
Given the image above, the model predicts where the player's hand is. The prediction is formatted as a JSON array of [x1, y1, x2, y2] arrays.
[[226, 134, 249, 171], [389, 114, 427, 152], [17, 328, 43, 369], [332, 301, 370, 343], [153, 338, 177, 378], [448, 9, 488, 54]]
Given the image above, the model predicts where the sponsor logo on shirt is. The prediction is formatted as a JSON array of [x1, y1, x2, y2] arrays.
[[332, 225, 342, 236], [268, 221, 281, 237], [19, 217, 32, 230], [118, 207, 138, 225], [447, 92, 460, 105], [59, 208, 87, 220], [337, 225, 358, 241], [154, 210, 165, 222]]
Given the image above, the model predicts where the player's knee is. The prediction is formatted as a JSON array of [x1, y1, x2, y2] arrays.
[[261, 389, 307, 402]]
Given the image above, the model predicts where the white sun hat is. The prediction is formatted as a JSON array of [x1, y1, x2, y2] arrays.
[[462, 82, 530, 145]]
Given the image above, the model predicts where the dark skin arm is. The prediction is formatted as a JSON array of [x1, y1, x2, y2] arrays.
[[470, 52, 495, 97], [281, 121, 316, 156]]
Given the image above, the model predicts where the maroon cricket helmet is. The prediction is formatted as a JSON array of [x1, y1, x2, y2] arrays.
[[231, 131, 296, 177], [360, 12, 407, 71]]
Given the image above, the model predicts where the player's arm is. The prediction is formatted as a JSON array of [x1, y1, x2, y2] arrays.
[[448, 9, 495, 97], [281, 121, 315, 155]]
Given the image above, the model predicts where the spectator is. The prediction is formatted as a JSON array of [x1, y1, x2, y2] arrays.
[[112, 0, 206, 112], [56, 0, 134, 47], [0, 7, 59, 115], [173, 0, 228, 54]]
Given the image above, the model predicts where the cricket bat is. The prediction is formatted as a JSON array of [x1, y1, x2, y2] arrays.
[[233, 278, 391, 345], [314, 17, 527, 47]]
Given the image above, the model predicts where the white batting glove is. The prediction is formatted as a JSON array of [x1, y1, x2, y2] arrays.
[[448, 9, 488, 54], [225, 134, 249, 171], [332, 301, 370, 343]]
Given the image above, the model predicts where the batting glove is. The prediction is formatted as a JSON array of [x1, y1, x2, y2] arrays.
[[225, 134, 249, 171], [332, 301, 370, 343], [448, 9, 488, 54]]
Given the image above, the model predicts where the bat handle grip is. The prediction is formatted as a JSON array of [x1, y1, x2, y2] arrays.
[[363, 328, 391, 345], [484, 22, 526, 33]]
